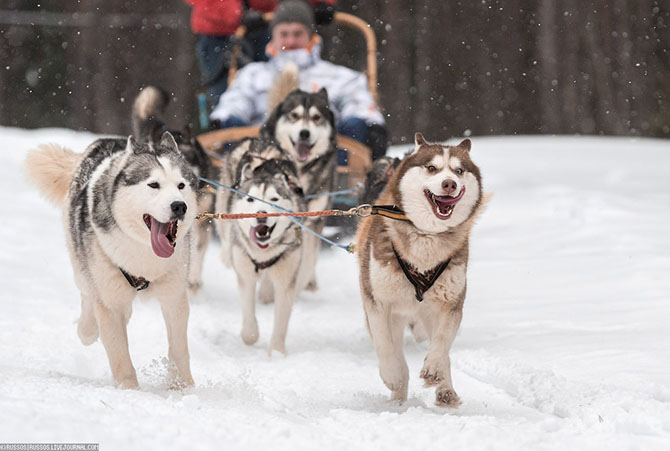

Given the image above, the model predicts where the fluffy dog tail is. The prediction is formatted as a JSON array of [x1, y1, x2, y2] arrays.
[[132, 85, 170, 142], [268, 62, 299, 112], [24, 144, 80, 206]]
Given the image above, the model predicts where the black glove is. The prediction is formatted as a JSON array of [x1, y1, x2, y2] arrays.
[[366, 123, 388, 160], [313, 1, 335, 26], [241, 9, 267, 34], [208, 119, 222, 131]]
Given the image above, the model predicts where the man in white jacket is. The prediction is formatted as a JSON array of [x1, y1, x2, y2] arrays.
[[209, 0, 387, 158]]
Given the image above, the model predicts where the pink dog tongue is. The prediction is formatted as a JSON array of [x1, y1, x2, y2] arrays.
[[436, 186, 466, 206], [249, 225, 270, 249], [296, 142, 311, 160], [150, 218, 174, 258]]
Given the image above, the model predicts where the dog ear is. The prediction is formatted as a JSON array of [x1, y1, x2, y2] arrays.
[[414, 132, 427, 148], [125, 135, 141, 154], [457, 138, 471, 152], [316, 87, 329, 103], [239, 162, 253, 184], [159, 131, 179, 151], [261, 103, 282, 137]]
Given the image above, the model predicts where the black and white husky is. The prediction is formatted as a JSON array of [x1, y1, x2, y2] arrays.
[[24, 134, 198, 389], [132, 85, 216, 293], [356, 133, 489, 406], [215, 137, 306, 354], [261, 87, 337, 292]]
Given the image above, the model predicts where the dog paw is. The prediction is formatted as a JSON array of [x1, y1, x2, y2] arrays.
[[379, 359, 407, 393], [241, 321, 259, 345], [116, 376, 139, 390], [305, 277, 318, 292], [435, 387, 461, 408], [257, 290, 274, 305], [169, 375, 195, 390], [268, 339, 286, 356], [390, 386, 408, 403], [77, 319, 99, 346], [420, 360, 445, 387]]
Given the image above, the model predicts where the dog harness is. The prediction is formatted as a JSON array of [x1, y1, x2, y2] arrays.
[[120, 268, 150, 291], [360, 205, 410, 222], [392, 246, 451, 302], [247, 251, 286, 273]]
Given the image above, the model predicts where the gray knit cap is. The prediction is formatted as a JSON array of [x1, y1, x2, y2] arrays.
[[270, 0, 315, 35]]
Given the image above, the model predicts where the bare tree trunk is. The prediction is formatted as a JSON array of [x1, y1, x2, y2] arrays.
[[537, 0, 562, 133], [378, 0, 416, 143], [613, 0, 634, 133], [585, 4, 624, 134]]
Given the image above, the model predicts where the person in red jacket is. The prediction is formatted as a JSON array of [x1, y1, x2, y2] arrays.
[[184, 0, 335, 111]]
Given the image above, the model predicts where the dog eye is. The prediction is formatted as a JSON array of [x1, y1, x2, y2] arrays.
[[148, 182, 160, 189], [289, 112, 300, 121], [455, 168, 464, 175], [311, 115, 321, 122], [246, 197, 254, 203], [426, 165, 437, 173], [270, 197, 279, 202], [178, 182, 185, 190]]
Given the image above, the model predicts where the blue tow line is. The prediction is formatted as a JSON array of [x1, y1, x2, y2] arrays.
[[199, 177, 354, 253], [304, 184, 361, 200]]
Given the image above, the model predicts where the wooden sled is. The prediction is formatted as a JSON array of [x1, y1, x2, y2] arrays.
[[196, 11, 380, 190]]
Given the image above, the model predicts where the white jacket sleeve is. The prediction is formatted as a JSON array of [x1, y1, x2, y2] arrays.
[[209, 64, 260, 123], [333, 68, 385, 126]]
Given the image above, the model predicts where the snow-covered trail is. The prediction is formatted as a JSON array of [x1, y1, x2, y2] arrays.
[[1, 128, 669, 450]]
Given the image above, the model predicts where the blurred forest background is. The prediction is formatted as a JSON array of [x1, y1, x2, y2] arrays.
[[1, 0, 668, 143]]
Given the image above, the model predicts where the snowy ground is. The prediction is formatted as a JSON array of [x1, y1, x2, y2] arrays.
[[1, 127, 669, 450]]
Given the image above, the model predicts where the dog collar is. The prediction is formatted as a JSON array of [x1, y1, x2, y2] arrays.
[[120, 268, 150, 291], [392, 245, 451, 302], [247, 251, 286, 273]]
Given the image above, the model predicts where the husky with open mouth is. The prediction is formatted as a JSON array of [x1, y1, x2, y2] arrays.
[[356, 133, 489, 406], [24, 134, 198, 389], [217, 150, 306, 355], [132, 85, 216, 294], [261, 87, 337, 293]]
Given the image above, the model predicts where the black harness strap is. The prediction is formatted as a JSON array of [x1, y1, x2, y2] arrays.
[[392, 246, 451, 302], [248, 251, 285, 273], [120, 268, 150, 291], [370, 205, 410, 222]]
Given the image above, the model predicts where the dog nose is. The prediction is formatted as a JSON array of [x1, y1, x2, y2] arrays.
[[171, 201, 187, 219], [299, 129, 310, 140], [257, 210, 267, 224], [442, 179, 458, 195]]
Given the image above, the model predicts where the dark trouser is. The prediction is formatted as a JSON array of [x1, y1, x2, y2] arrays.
[[337, 117, 369, 165], [196, 35, 232, 108]]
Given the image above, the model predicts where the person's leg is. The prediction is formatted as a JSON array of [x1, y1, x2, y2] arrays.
[[337, 117, 369, 143], [195, 35, 232, 108], [337, 117, 369, 166]]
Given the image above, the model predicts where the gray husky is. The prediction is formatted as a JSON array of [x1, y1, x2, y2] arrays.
[[132, 85, 216, 293], [357, 133, 489, 406], [261, 87, 337, 292], [215, 137, 306, 354], [24, 134, 198, 389]]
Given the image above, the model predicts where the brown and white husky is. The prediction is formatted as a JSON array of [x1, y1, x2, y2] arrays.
[[356, 133, 489, 406]]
